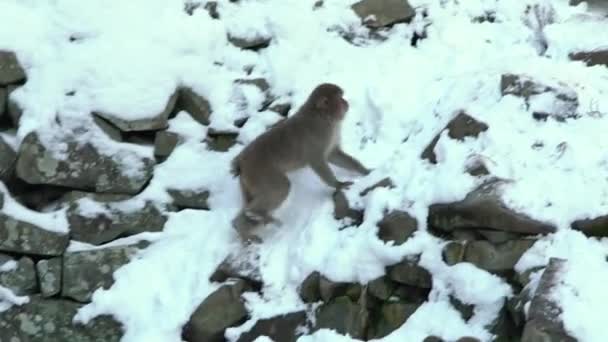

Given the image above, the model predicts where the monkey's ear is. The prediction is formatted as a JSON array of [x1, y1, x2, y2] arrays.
[[316, 96, 329, 110]]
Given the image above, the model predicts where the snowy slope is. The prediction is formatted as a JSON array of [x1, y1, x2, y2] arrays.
[[1, 0, 608, 341]]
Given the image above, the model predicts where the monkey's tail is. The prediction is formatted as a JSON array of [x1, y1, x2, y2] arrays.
[[230, 157, 241, 177]]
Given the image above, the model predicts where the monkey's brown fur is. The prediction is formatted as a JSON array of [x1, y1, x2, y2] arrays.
[[231, 83, 370, 240]]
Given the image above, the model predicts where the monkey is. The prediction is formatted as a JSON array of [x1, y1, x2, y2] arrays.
[[230, 83, 370, 241]]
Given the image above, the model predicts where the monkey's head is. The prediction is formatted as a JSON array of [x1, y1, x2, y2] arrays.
[[308, 83, 349, 120]]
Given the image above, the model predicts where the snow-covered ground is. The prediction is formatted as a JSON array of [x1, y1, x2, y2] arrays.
[[2, 0, 608, 341]]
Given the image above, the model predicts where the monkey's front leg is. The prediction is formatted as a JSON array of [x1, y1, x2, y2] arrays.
[[329, 148, 370, 175], [310, 159, 352, 189]]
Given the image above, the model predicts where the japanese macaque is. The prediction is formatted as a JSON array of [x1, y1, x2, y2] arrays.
[[230, 83, 370, 241]]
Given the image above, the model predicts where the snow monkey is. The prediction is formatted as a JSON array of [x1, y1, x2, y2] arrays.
[[230, 83, 370, 241]]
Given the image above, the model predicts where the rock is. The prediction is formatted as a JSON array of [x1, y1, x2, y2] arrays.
[[168, 188, 210, 209], [235, 78, 274, 110], [9, 182, 68, 211], [477, 229, 520, 244], [360, 177, 395, 196], [377, 210, 417, 245], [0, 255, 37, 295], [0, 87, 6, 117], [570, 50, 608, 67], [351, 0, 415, 28], [154, 131, 180, 160], [368, 276, 395, 301], [62, 243, 146, 302], [333, 190, 364, 225], [228, 34, 272, 50], [62, 191, 167, 245], [93, 115, 122, 142], [392, 284, 430, 304], [572, 214, 608, 237], [522, 258, 576, 342], [368, 302, 419, 339], [183, 280, 251, 342], [500, 74, 579, 121], [176, 87, 212, 126], [314, 296, 369, 340], [464, 239, 535, 273], [507, 285, 534, 329], [6, 85, 22, 125], [0, 51, 26, 86], [465, 158, 490, 177], [16, 132, 155, 195], [268, 102, 291, 117], [0, 213, 69, 256], [0, 136, 16, 180], [422, 112, 488, 164], [319, 276, 361, 302], [299, 271, 321, 303], [450, 296, 474, 321], [236, 311, 308, 342], [36, 257, 62, 297], [442, 241, 466, 266], [95, 90, 178, 132], [206, 130, 237, 152], [0, 295, 123, 342], [423, 337, 444, 342], [487, 307, 519, 342], [428, 179, 556, 235], [388, 257, 432, 289]]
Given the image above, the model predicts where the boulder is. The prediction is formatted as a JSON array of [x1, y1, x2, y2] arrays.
[[368, 302, 419, 339], [154, 131, 180, 160], [93, 115, 122, 142], [319, 276, 362, 302], [368, 275, 395, 301], [388, 257, 432, 289], [422, 112, 488, 164], [572, 214, 608, 237], [0, 295, 123, 342], [94, 90, 178, 132], [228, 34, 272, 50], [62, 191, 167, 245], [299, 271, 321, 303], [236, 311, 308, 342], [16, 132, 155, 195], [314, 296, 369, 340], [168, 188, 210, 210], [570, 50, 608, 67], [0, 87, 6, 117], [351, 0, 415, 28], [428, 179, 556, 235], [0, 213, 69, 256], [0, 136, 16, 180], [0, 254, 37, 295], [463, 239, 536, 273], [206, 130, 238, 152], [183, 279, 251, 342], [176, 87, 212, 126], [0, 51, 26, 86], [377, 210, 417, 245], [62, 243, 146, 302], [36, 257, 62, 297]]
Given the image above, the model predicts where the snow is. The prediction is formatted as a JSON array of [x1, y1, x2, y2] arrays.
[[0, 0, 608, 341]]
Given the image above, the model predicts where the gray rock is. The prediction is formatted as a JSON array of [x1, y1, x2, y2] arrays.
[[368, 276, 395, 301], [314, 296, 369, 340], [16, 132, 155, 195], [333, 190, 364, 225], [6, 85, 22, 126], [0, 213, 69, 256], [465, 158, 490, 177], [0, 51, 26, 86], [0, 87, 6, 117], [464, 239, 535, 273], [0, 191, 3, 208], [62, 191, 167, 245], [168, 188, 209, 210], [154, 131, 180, 160], [522, 258, 576, 342], [351, 0, 415, 28], [228, 34, 272, 50], [508, 285, 534, 329], [0, 136, 16, 181], [176, 87, 212, 126], [236, 311, 308, 342], [422, 112, 488, 164], [442, 241, 466, 266], [36, 257, 62, 297], [428, 179, 556, 235], [377, 210, 417, 245], [368, 302, 419, 339], [572, 214, 608, 237], [477, 229, 520, 244], [235, 78, 274, 109], [62, 243, 145, 302], [93, 115, 122, 142], [319, 276, 361, 302], [487, 307, 519, 342], [0, 295, 123, 342], [501, 74, 579, 121], [183, 280, 250, 342], [206, 130, 238, 152], [0, 255, 37, 295], [210, 244, 262, 287], [95, 90, 178, 132], [268, 102, 291, 117], [299, 271, 321, 303], [392, 284, 430, 304], [389, 257, 432, 288], [570, 50, 608, 67]]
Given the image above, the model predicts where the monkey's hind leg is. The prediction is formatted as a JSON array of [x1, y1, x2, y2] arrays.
[[244, 172, 290, 227]]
